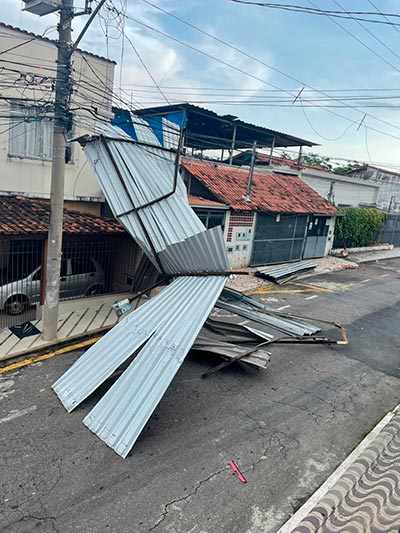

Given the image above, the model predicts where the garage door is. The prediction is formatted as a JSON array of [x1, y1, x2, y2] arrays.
[[250, 213, 308, 266]]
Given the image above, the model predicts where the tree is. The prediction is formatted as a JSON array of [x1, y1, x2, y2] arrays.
[[333, 163, 364, 175], [301, 153, 332, 171]]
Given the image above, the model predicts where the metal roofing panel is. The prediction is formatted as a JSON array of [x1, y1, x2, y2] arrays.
[[136, 103, 317, 148], [159, 226, 229, 274], [52, 277, 197, 412], [83, 276, 226, 458], [82, 130, 205, 257]]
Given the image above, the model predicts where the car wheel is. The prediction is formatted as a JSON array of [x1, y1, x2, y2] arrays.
[[86, 285, 104, 297], [5, 295, 28, 315]]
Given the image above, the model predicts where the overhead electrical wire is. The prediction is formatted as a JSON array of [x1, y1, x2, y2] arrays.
[[228, 1, 400, 27], [332, 0, 400, 63], [107, 1, 400, 142], [306, 0, 400, 75], [367, 0, 400, 38]]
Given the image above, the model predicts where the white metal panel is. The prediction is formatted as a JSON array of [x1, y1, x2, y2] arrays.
[[83, 276, 226, 458], [52, 277, 196, 412]]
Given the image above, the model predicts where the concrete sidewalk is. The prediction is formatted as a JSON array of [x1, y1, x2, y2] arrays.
[[348, 247, 400, 263], [278, 406, 400, 533]]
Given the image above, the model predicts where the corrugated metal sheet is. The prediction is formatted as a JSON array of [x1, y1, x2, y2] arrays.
[[218, 288, 320, 336], [181, 159, 338, 215], [216, 301, 319, 337], [83, 276, 226, 458], [159, 226, 229, 273], [255, 261, 317, 284], [83, 134, 205, 257], [54, 126, 230, 457], [52, 277, 196, 412], [195, 319, 272, 369]]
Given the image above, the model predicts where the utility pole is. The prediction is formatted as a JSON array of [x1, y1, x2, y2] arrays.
[[243, 140, 257, 200], [23, 0, 106, 340], [42, 0, 74, 340]]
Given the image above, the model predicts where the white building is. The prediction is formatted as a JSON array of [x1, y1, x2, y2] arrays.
[[267, 164, 380, 209], [349, 165, 400, 212], [0, 22, 115, 215]]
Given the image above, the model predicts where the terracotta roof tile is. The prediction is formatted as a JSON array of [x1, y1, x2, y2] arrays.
[[0, 196, 125, 237], [182, 159, 337, 216]]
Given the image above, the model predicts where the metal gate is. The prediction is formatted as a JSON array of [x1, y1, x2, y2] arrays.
[[378, 213, 400, 246], [303, 216, 329, 259], [250, 213, 308, 266]]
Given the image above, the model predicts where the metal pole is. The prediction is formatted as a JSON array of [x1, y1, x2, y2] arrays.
[[268, 136, 275, 164], [228, 124, 237, 165], [73, 0, 107, 49], [297, 145, 303, 167], [244, 140, 257, 200], [42, 0, 73, 341]]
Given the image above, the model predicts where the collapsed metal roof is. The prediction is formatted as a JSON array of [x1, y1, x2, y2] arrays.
[[53, 123, 230, 458]]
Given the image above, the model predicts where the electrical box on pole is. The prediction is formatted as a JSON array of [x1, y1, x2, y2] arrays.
[[23, 0, 62, 16]]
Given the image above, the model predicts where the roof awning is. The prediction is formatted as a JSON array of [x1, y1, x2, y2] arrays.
[[130, 103, 318, 150]]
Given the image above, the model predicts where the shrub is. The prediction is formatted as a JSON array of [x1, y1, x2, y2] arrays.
[[334, 208, 387, 248]]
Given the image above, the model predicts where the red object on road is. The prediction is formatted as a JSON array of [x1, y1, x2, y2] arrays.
[[229, 460, 247, 483]]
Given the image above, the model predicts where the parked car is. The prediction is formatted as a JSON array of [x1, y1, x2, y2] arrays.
[[0, 257, 105, 315]]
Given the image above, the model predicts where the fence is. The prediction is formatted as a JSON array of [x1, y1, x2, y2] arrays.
[[377, 213, 400, 247], [0, 236, 138, 330]]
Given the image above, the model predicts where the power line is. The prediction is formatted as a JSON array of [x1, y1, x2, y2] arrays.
[[114, 3, 400, 141], [228, 1, 400, 27], [332, 0, 400, 63], [306, 0, 400, 75], [367, 0, 400, 38]]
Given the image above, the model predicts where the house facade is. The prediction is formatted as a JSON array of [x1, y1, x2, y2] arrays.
[[0, 23, 115, 215], [0, 195, 138, 329], [348, 165, 400, 212], [182, 159, 338, 268]]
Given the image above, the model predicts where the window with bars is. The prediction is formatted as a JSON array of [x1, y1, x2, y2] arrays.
[[8, 104, 53, 161], [193, 208, 226, 230]]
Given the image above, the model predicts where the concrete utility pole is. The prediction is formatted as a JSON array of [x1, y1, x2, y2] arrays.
[[244, 140, 257, 200], [42, 0, 74, 340]]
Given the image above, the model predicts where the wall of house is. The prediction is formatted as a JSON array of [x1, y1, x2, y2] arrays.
[[0, 25, 115, 211], [324, 216, 336, 255], [351, 167, 400, 212], [224, 210, 255, 268], [299, 169, 379, 208]]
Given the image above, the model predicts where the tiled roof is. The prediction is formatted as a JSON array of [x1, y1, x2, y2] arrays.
[[233, 150, 328, 171], [187, 194, 228, 208], [182, 159, 337, 216], [0, 196, 125, 237]]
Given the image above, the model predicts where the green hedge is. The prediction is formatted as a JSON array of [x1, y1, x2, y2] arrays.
[[334, 208, 387, 248]]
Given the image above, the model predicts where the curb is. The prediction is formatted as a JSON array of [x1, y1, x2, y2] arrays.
[[276, 405, 400, 533]]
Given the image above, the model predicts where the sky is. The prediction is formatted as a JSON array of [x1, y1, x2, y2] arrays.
[[3, 0, 400, 167]]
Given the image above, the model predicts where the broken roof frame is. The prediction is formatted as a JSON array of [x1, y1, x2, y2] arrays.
[[54, 122, 346, 458], [53, 123, 232, 458]]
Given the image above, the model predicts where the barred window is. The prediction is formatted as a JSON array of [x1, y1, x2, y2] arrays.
[[8, 104, 53, 160]]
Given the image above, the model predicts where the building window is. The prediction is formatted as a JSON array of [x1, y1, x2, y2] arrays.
[[193, 208, 226, 230], [9, 104, 53, 161]]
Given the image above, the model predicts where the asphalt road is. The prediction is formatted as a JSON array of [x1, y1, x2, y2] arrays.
[[1, 258, 400, 533]]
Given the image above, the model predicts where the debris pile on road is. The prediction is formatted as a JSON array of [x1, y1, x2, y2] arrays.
[[255, 261, 317, 284], [52, 120, 347, 458]]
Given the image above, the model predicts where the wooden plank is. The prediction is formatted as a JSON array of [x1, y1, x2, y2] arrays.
[[0, 328, 13, 346], [28, 312, 72, 350], [70, 306, 101, 337], [102, 307, 118, 328], [0, 333, 22, 356], [88, 304, 114, 332], [57, 308, 87, 340]]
